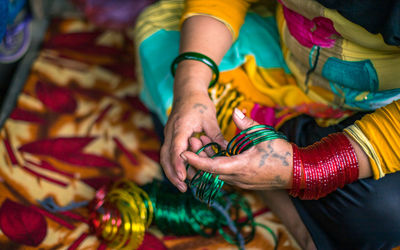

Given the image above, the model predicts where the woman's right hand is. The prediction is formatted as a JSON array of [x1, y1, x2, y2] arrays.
[[160, 89, 226, 192], [161, 14, 234, 192]]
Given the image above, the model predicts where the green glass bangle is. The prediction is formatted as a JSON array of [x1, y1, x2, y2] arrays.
[[171, 52, 219, 89]]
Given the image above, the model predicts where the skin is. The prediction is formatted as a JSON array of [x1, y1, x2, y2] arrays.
[[160, 15, 371, 192], [160, 14, 372, 250], [181, 108, 372, 190], [160, 15, 232, 192]]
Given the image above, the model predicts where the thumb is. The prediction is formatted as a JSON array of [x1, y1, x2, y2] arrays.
[[232, 108, 259, 130], [203, 119, 227, 148]]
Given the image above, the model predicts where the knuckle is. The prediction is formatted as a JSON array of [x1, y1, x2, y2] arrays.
[[212, 132, 224, 141], [173, 118, 185, 131]]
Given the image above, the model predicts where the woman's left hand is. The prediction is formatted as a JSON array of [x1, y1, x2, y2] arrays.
[[181, 108, 294, 190]]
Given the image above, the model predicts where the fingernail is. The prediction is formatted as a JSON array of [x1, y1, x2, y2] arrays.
[[178, 171, 185, 181], [180, 153, 187, 161], [234, 108, 245, 120], [178, 182, 186, 192]]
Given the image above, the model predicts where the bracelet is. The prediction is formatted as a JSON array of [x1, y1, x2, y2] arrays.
[[289, 133, 359, 200], [187, 125, 287, 205], [171, 52, 219, 88]]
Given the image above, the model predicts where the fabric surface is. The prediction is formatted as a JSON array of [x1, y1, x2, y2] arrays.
[[280, 112, 400, 249], [181, 0, 400, 111], [0, 17, 301, 249], [293, 171, 400, 250], [135, 1, 400, 248], [135, 0, 354, 142], [347, 101, 400, 179], [136, 0, 400, 177], [315, 0, 400, 46]]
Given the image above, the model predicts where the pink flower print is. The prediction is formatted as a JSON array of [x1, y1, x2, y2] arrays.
[[282, 4, 340, 48]]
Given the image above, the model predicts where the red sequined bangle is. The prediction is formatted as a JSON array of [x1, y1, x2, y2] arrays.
[[289, 133, 359, 200]]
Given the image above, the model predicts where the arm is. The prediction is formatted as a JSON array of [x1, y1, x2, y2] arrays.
[[160, 15, 234, 192], [182, 108, 372, 192]]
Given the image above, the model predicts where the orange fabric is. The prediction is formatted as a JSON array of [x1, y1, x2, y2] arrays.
[[181, 0, 256, 39]]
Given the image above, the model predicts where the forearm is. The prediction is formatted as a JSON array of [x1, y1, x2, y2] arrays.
[[346, 134, 371, 179], [174, 15, 232, 99], [265, 133, 371, 190]]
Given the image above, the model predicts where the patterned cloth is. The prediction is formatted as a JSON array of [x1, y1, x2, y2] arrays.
[[135, 0, 400, 180], [134, 0, 357, 142], [0, 18, 300, 249]]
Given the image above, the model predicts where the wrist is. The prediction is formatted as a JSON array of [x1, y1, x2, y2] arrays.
[[173, 75, 211, 100]]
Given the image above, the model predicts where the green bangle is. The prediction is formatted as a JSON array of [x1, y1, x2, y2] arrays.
[[171, 52, 219, 88]]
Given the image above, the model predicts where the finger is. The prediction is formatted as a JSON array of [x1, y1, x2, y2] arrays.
[[170, 124, 195, 182], [188, 137, 208, 158], [161, 127, 187, 192], [203, 118, 227, 148], [181, 151, 245, 175], [199, 135, 217, 157], [186, 165, 197, 180], [232, 108, 260, 131]]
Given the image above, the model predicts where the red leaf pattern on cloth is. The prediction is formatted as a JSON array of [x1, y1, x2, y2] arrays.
[[123, 95, 149, 113], [97, 243, 107, 250], [140, 149, 160, 163], [59, 211, 89, 224], [4, 139, 18, 165], [140, 128, 159, 140], [19, 137, 119, 168], [44, 32, 101, 49], [35, 81, 77, 114], [19, 137, 94, 155], [44, 32, 123, 57], [104, 62, 136, 79], [56, 153, 119, 168], [81, 176, 116, 190], [31, 206, 75, 230], [22, 166, 68, 187], [26, 160, 74, 178], [67, 232, 88, 250], [0, 199, 47, 246], [9, 108, 45, 123], [113, 137, 139, 165], [138, 233, 167, 250], [71, 85, 109, 100], [93, 104, 113, 125]]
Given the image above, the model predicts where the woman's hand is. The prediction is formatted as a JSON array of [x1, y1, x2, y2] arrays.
[[182, 108, 293, 190], [161, 14, 234, 192], [160, 89, 226, 192]]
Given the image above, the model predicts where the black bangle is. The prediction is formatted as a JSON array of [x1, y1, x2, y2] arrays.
[[170, 52, 219, 88]]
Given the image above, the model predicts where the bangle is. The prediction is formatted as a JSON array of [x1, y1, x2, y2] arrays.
[[289, 133, 359, 200], [171, 52, 219, 88], [187, 125, 287, 205]]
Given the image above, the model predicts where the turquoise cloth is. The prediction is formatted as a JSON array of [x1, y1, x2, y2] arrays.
[[138, 13, 289, 124]]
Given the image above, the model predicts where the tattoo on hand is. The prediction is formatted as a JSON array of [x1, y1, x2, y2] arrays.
[[193, 103, 208, 114], [267, 175, 287, 187], [257, 142, 291, 167], [272, 151, 291, 166], [257, 147, 270, 168]]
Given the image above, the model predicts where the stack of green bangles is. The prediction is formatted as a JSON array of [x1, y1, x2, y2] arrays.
[[186, 125, 288, 205]]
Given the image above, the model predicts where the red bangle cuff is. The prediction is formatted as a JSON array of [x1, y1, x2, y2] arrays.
[[290, 133, 359, 200]]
